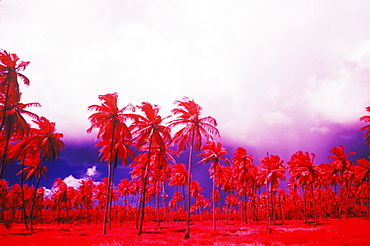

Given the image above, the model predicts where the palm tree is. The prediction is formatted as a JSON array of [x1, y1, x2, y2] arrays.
[[150, 144, 176, 229], [219, 165, 236, 224], [87, 93, 136, 234], [17, 151, 46, 231], [360, 106, 370, 146], [288, 151, 319, 225], [0, 179, 9, 224], [0, 49, 31, 133], [51, 178, 70, 224], [0, 94, 40, 178], [197, 140, 229, 230], [168, 97, 219, 238], [355, 157, 370, 220], [328, 145, 355, 220], [77, 178, 95, 223], [231, 147, 256, 223], [18, 116, 63, 231], [130, 102, 171, 235], [260, 154, 286, 232]]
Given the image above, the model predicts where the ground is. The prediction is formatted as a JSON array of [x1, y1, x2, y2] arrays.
[[1, 218, 369, 245]]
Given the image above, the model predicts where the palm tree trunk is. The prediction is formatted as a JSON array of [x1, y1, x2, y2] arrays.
[[103, 163, 112, 234], [20, 159, 29, 230], [162, 183, 168, 227], [226, 191, 230, 225], [103, 120, 117, 234], [156, 179, 160, 231], [184, 130, 195, 239], [367, 174, 370, 220], [29, 170, 42, 232], [278, 193, 284, 224], [0, 123, 12, 179], [302, 186, 308, 224], [311, 183, 317, 226], [0, 84, 10, 135], [266, 152, 272, 233], [138, 133, 154, 235], [212, 176, 216, 230]]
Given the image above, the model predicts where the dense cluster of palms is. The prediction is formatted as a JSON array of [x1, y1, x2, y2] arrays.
[[1, 49, 370, 238], [0, 50, 64, 231]]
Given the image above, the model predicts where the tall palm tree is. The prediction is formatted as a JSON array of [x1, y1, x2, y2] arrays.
[[260, 154, 286, 232], [197, 140, 229, 230], [168, 97, 219, 238], [288, 151, 319, 225], [0, 49, 31, 133], [328, 145, 355, 220], [18, 116, 63, 231], [77, 178, 95, 223], [150, 144, 176, 229], [130, 102, 171, 235], [87, 93, 136, 234], [360, 106, 370, 146], [219, 165, 236, 224], [0, 93, 40, 178], [231, 147, 256, 223], [355, 157, 370, 220]]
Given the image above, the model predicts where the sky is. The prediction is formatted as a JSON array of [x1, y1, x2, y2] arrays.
[[1, 0, 369, 191]]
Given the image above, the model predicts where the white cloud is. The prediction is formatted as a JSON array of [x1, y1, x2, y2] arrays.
[[310, 126, 330, 133], [62, 175, 82, 189], [263, 111, 293, 126], [304, 67, 370, 124], [43, 188, 52, 198], [86, 166, 98, 177]]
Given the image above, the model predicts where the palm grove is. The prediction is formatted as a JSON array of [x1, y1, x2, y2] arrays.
[[1, 49, 370, 238]]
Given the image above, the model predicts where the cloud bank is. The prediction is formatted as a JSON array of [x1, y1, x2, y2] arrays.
[[1, 0, 369, 153]]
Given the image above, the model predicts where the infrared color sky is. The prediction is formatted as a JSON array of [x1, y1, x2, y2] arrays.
[[1, 1, 369, 188]]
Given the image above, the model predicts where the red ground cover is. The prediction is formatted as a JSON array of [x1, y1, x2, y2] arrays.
[[1, 218, 369, 245]]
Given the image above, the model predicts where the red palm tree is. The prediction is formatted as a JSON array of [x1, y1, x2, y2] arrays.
[[130, 102, 171, 234], [25, 116, 63, 231], [219, 165, 236, 224], [0, 49, 31, 133], [0, 179, 9, 224], [0, 93, 40, 178], [52, 178, 69, 224], [360, 106, 370, 146], [197, 140, 229, 230], [169, 163, 188, 219], [150, 144, 176, 229], [328, 145, 355, 220], [88, 93, 136, 234], [168, 97, 219, 238], [260, 154, 286, 232], [288, 151, 319, 225], [355, 157, 370, 220], [77, 178, 95, 223], [231, 147, 256, 223]]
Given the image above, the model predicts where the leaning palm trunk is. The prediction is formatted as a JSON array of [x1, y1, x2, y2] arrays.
[[212, 177, 216, 230], [29, 163, 44, 232], [103, 157, 113, 234], [0, 125, 12, 179], [103, 121, 117, 235], [184, 131, 195, 239], [156, 179, 161, 230], [138, 133, 154, 235], [20, 158, 29, 230]]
